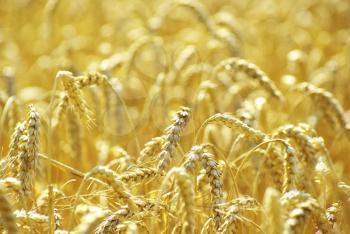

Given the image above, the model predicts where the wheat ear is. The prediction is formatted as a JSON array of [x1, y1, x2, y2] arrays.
[[2, 121, 26, 177], [99, 52, 129, 73], [296, 82, 348, 131], [118, 167, 157, 183], [181, 63, 213, 85], [175, 0, 239, 55], [157, 107, 191, 172], [214, 57, 283, 100], [183, 145, 223, 228], [273, 123, 328, 167], [138, 136, 164, 164], [83, 166, 138, 211], [76, 72, 109, 88], [174, 45, 197, 76], [57, 71, 93, 126], [264, 148, 284, 190], [201, 152, 224, 228], [279, 140, 298, 193], [219, 196, 260, 233], [280, 190, 333, 234], [94, 209, 132, 234], [203, 113, 267, 143], [17, 105, 40, 202]]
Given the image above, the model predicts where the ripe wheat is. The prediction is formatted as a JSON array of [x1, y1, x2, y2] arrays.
[[0, 1, 349, 233]]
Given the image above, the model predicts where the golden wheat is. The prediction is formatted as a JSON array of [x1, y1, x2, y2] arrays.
[[0, 1, 349, 233]]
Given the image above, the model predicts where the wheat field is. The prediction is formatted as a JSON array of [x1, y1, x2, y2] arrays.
[[0, 0, 350, 233]]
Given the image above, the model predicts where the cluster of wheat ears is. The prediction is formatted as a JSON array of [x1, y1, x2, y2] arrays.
[[0, 0, 350, 233]]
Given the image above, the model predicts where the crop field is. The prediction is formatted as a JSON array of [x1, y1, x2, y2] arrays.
[[0, 0, 349, 233]]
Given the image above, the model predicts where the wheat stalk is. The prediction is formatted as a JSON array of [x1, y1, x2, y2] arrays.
[[161, 167, 195, 234], [0, 187, 18, 234]]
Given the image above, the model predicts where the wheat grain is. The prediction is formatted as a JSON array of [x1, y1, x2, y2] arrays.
[[48, 208, 62, 231], [325, 203, 340, 227]]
